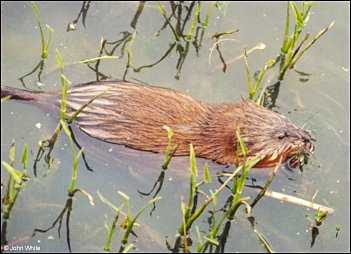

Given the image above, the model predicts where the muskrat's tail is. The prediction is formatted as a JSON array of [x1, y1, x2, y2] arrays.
[[1, 85, 45, 101]]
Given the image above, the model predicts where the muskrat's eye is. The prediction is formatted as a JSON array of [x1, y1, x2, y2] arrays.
[[277, 132, 286, 140]]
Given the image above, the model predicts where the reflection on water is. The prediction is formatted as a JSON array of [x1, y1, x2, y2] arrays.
[[1, 1, 349, 253]]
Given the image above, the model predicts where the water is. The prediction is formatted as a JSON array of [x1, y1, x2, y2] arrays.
[[1, 2, 349, 252]]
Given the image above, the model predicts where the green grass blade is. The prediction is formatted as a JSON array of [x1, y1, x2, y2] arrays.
[[189, 144, 198, 177], [243, 49, 253, 95], [1, 95, 11, 102], [9, 141, 15, 165], [122, 196, 162, 244], [204, 162, 211, 183], [203, 2, 213, 27], [21, 144, 28, 175], [67, 86, 113, 123], [2, 161, 22, 184], [290, 21, 334, 68], [79, 55, 119, 64], [187, 2, 201, 41], [155, 2, 180, 41], [43, 24, 54, 58], [31, 1, 45, 56], [195, 225, 203, 252], [290, 2, 303, 25], [281, 2, 291, 53], [236, 127, 248, 156]]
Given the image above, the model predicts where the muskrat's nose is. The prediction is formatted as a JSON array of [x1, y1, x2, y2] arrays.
[[300, 129, 312, 142], [306, 142, 315, 154], [300, 129, 315, 155]]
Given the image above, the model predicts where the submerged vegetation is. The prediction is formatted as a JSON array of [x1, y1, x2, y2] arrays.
[[243, 1, 334, 107], [1, 1, 338, 253], [18, 1, 54, 87]]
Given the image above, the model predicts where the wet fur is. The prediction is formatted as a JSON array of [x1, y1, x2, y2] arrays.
[[1, 81, 313, 168]]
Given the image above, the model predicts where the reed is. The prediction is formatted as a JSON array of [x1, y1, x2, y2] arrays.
[[34, 49, 113, 175], [79, 55, 119, 64], [162, 125, 176, 170], [98, 191, 161, 252], [243, 49, 276, 100], [186, 1, 201, 41], [1, 143, 29, 220], [2, 2, 334, 252], [172, 124, 297, 252], [156, 1, 180, 41], [19, 2, 54, 85], [277, 2, 333, 80], [242, 1, 333, 102], [60, 120, 84, 195], [177, 128, 258, 246], [31, 1, 53, 60], [98, 191, 128, 252], [1, 95, 11, 102]]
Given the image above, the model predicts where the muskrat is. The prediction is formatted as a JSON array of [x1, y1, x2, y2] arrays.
[[1, 81, 314, 168]]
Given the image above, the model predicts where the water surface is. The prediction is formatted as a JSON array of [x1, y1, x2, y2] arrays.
[[1, 2, 349, 252]]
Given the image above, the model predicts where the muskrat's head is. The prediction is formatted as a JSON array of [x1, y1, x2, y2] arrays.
[[237, 100, 315, 168]]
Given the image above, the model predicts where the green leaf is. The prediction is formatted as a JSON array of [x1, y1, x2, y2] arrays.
[[67, 86, 114, 124], [304, 1, 315, 8], [155, 1, 179, 41], [204, 236, 219, 246], [195, 225, 203, 252], [210, 189, 216, 206], [21, 144, 28, 166], [104, 215, 110, 231], [243, 48, 253, 94], [74, 148, 84, 165], [55, 49, 63, 70], [60, 119, 71, 137], [203, 2, 213, 27], [281, 2, 291, 53], [1, 95, 11, 102], [156, 1, 166, 16], [236, 127, 248, 156], [97, 190, 125, 213], [180, 199, 187, 215], [165, 125, 173, 139], [204, 162, 211, 183], [189, 144, 198, 177], [118, 191, 130, 202], [31, 1, 40, 20], [79, 55, 119, 64], [2, 161, 22, 184], [9, 141, 15, 165], [187, 2, 201, 41], [122, 243, 135, 253], [122, 196, 162, 244], [290, 2, 303, 24], [60, 74, 71, 86]]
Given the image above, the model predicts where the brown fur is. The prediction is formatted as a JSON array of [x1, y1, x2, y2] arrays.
[[1, 81, 314, 168]]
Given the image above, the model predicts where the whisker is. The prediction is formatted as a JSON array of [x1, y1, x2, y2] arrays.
[[301, 109, 320, 130]]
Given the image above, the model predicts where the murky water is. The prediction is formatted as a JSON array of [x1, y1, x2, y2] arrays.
[[1, 2, 349, 252]]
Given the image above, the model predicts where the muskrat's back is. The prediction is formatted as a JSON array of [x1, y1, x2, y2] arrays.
[[65, 81, 211, 154], [1, 81, 314, 168]]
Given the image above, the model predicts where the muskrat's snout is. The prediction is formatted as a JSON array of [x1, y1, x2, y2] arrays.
[[300, 129, 315, 155], [285, 127, 315, 169]]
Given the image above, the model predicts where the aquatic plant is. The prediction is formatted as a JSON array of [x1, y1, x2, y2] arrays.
[[1, 143, 29, 220], [243, 1, 333, 105], [19, 1, 54, 86], [98, 191, 161, 252]]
